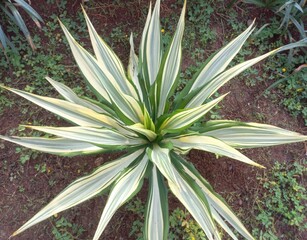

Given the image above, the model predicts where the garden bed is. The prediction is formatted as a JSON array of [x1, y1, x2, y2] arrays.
[[0, 0, 306, 239]]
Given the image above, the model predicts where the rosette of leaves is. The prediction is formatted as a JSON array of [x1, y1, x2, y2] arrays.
[[0, 0, 43, 51], [1, 1, 307, 239]]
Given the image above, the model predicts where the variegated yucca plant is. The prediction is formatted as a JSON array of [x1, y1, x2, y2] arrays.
[[1, 1, 307, 239]]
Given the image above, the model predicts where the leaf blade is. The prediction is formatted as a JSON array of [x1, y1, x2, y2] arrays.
[[0, 135, 103, 156], [147, 144, 179, 186], [187, 40, 307, 108], [144, 166, 169, 240], [82, 7, 138, 99], [177, 157, 254, 240], [160, 94, 226, 134], [201, 120, 307, 148], [93, 154, 148, 240], [146, 0, 161, 85], [156, 0, 186, 116], [170, 135, 264, 168], [46, 77, 106, 114], [190, 21, 255, 92], [125, 123, 157, 142], [128, 33, 143, 101], [25, 126, 146, 148], [60, 21, 143, 124], [13, 150, 144, 236], [168, 153, 220, 240], [2, 86, 118, 128]]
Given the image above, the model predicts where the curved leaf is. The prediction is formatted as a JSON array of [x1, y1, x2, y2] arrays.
[[13, 150, 144, 237], [187, 49, 278, 108], [146, 0, 161, 85], [1, 86, 118, 128], [160, 94, 226, 134], [82, 7, 138, 99], [128, 33, 143, 101], [177, 157, 254, 240], [125, 123, 157, 142], [177, 156, 254, 240], [6, 1, 35, 49], [25, 126, 146, 148], [170, 135, 264, 168], [147, 144, 178, 186], [139, 2, 152, 92], [93, 154, 148, 240], [187, 39, 307, 108], [190, 21, 255, 92], [46, 77, 106, 114], [201, 120, 307, 148], [60, 21, 143, 124], [0, 135, 103, 156], [14, 0, 43, 27], [169, 153, 220, 240], [156, 0, 186, 116], [144, 166, 169, 240]]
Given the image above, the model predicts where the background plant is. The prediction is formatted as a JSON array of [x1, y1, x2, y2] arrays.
[[52, 216, 85, 240], [263, 54, 307, 125], [0, 0, 89, 143], [252, 160, 306, 239], [0, 0, 43, 51], [242, 0, 306, 43], [222, 9, 307, 126]]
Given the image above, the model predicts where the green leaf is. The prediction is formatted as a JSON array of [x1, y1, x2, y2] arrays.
[[144, 107, 155, 132], [82, 7, 138, 99], [211, 208, 239, 240], [13, 150, 144, 237], [156, 0, 186, 117], [201, 120, 307, 148], [14, 0, 43, 23], [93, 154, 148, 240], [128, 33, 143, 101], [60, 20, 110, 102], [2, 86, 119, 128], [187, 39, 307, 108], [160, 94, 226, 134], [46, 77, 106, 114], [139, 2, 152, 92], [125, 123, 157, 142], [14, 0, 43, 28], [168, 152, 220, 240], [176, 156, 254, 240], [187, 50, 278, 108], [146, 0, 161, 85], [3, 4, 307, 240], [147, 144, 178, 186], [6, 1, 35, 49], [189, 21, 254, 92], [60, 21, 143, 124], [148, 147, 221, 239], [0, 26, 8, 49], [25, 126, 146, 149], [0, 135, 103, 156], [288, 15, 306, 38], [144, 166, 169, 240], [170, 135, 264, 167]]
